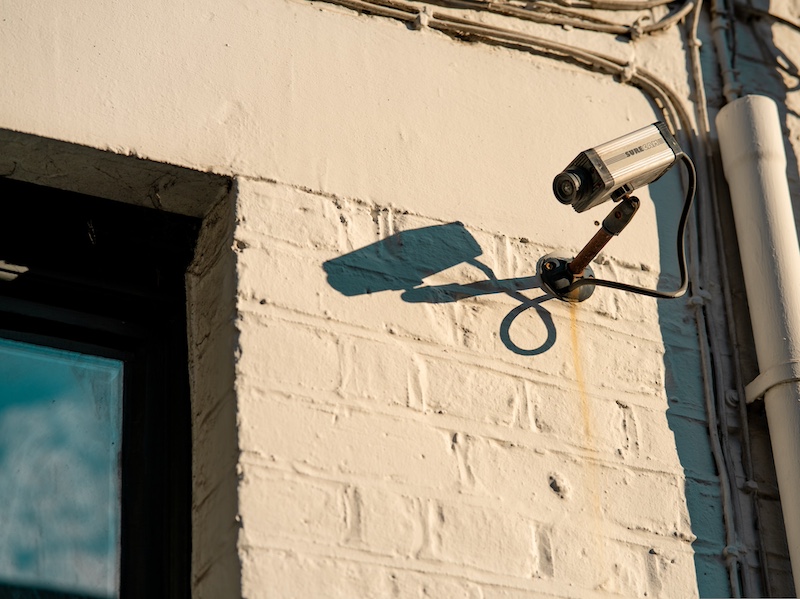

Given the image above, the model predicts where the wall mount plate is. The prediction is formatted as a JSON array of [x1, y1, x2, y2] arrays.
[[538, 253, 595, 303]]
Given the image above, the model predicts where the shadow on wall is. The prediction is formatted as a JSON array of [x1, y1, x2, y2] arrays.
[[322, 221, 556, 356]]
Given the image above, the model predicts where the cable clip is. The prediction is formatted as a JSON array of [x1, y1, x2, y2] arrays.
[[724, 389, 739, 407], [628, 18, 646, 40], [723, 544, 745, 563], [618, 61, 636, 83], [745, 359, 800, 403], [415, 6, 431, 29], [687, 289, 711, 307]]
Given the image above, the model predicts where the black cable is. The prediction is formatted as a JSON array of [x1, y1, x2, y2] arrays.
[[560, 153, 696, 299]]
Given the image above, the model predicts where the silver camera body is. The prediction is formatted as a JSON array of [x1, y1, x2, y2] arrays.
[[552, 122, 684, 213]]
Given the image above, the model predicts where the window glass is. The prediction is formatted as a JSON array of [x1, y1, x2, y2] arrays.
[[0, 338, 122, 598]]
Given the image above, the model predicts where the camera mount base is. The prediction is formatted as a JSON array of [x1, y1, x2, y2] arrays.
[[539, 254, 595, 303]]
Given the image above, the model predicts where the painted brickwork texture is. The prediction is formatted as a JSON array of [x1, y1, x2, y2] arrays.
[[232, 178, 703, 598]]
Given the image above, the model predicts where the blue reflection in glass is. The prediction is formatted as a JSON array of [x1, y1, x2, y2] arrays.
[[0, 338, 122, 598]]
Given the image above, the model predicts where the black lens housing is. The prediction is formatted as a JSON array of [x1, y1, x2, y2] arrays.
[[553, 169, 587, 205]]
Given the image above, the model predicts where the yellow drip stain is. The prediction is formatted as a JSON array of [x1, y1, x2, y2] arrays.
[[569, 304, 610, 588]]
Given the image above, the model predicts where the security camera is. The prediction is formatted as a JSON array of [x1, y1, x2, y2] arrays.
[[552, 122, 684, 213], [541, 121, 695, 302]]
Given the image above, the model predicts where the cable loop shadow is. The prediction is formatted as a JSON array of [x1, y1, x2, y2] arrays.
[[322, 222, 557, 355], [499, 295, 556, 356]]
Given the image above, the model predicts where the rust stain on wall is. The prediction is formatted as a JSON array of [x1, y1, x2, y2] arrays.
[[569, 305, 593, 441], [570, 304, 612, 587]]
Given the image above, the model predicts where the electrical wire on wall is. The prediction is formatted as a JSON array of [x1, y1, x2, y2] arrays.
[[307, 0, 765, 593], [683, 1, 760, 595], [409, 0, 696, 36], [316, 0, 694, 148], [692, 0, 800, 593]]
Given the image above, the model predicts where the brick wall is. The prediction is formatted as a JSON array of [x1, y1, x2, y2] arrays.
[[232, 178, 700, 597]]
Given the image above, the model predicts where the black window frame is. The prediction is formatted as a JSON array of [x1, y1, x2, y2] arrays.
[[0, 177, 198, 598]]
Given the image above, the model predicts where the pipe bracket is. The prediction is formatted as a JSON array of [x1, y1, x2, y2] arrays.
[[745, 360, 800, 403]]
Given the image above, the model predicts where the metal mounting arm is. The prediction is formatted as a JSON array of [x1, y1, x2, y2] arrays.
[[540, 195, 640, 302]]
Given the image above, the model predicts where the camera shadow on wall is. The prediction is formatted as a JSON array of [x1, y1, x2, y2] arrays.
[[323, 221, 556, 356]]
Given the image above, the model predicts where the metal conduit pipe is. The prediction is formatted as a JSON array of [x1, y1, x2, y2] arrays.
[[710, 0, 740, 102], [716, 94, 800, 592]]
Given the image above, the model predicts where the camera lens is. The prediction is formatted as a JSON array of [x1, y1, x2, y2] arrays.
[[553, 170, 585, 205]]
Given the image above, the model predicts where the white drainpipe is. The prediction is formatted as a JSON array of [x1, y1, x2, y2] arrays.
[[716, 94, 800, 591]]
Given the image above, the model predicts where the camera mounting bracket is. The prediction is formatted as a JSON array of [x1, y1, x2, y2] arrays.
[[540, 195, 640, 302]]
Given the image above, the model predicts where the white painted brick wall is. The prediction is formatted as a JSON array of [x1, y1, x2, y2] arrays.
[[233, 177, 699, 597]]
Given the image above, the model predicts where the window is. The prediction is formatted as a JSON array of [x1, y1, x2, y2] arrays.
[[0, 338, 123, 597], [0, 178, 199, 598]]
